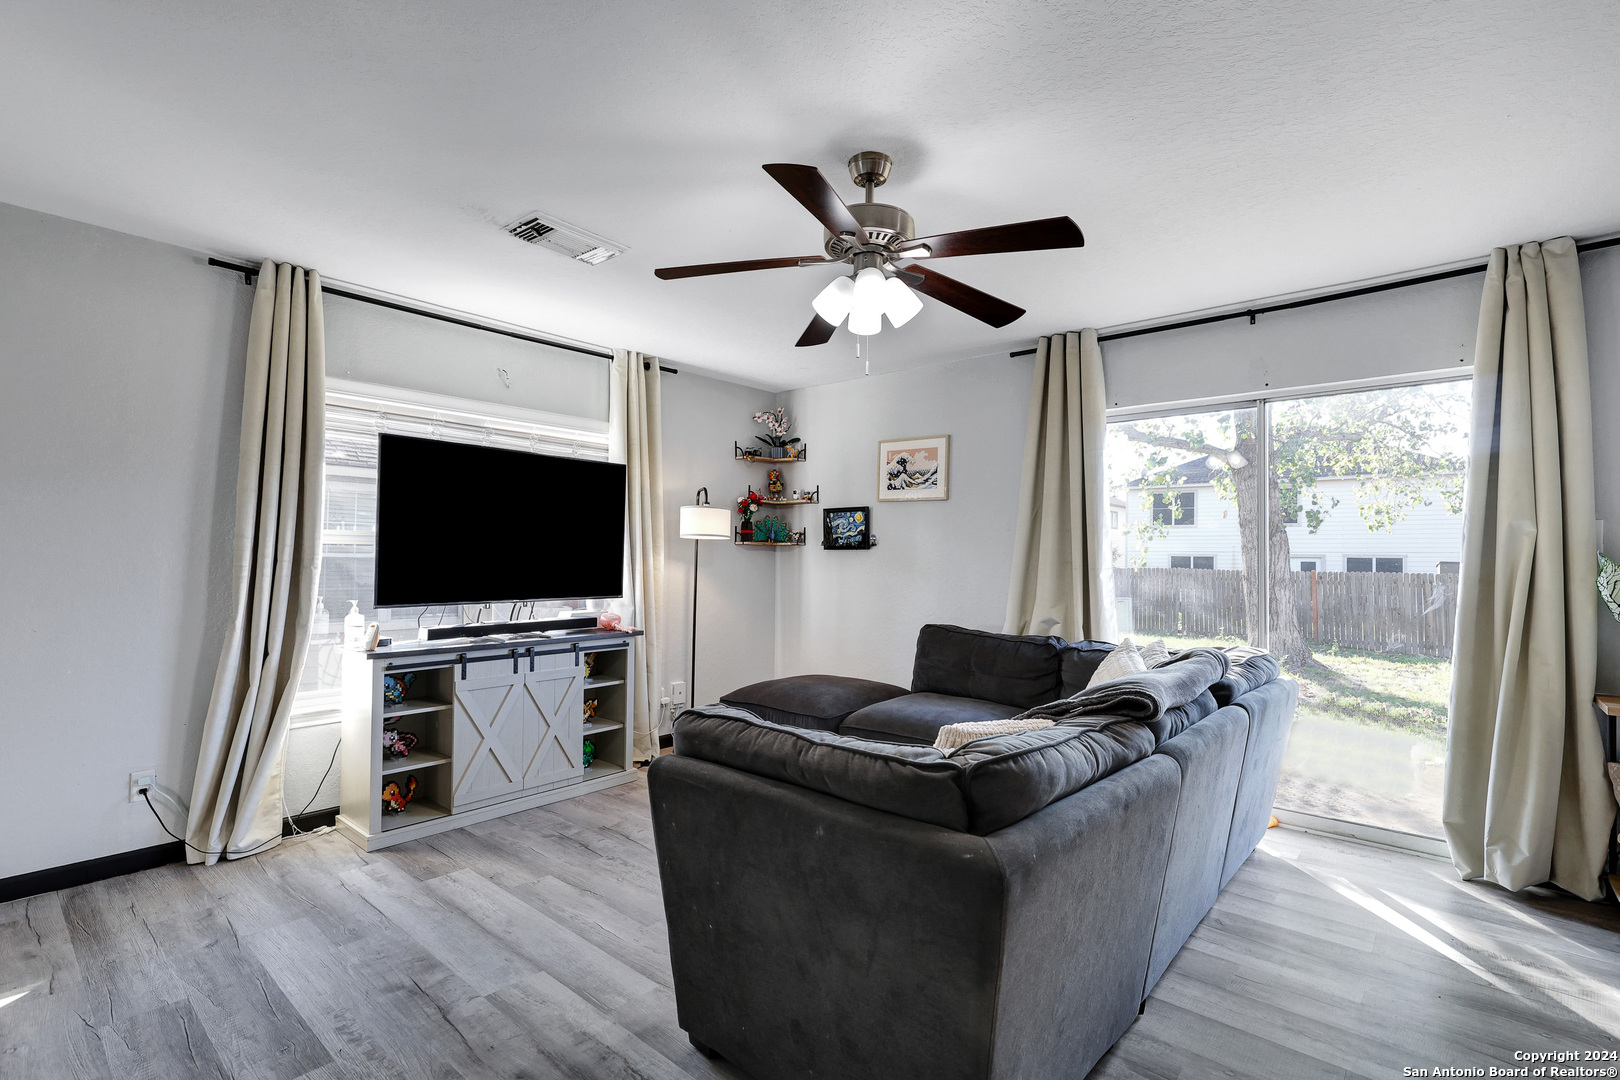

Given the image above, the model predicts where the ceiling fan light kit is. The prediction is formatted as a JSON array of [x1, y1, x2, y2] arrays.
[[654, 150, 1085, 347]]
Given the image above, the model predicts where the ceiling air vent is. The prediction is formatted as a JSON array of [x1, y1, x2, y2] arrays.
[[504, 212, 626, 266]]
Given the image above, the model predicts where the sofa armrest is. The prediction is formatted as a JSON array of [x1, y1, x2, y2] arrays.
[[648, 754, 1003, 1080], [984, 754, 1182, 1079]]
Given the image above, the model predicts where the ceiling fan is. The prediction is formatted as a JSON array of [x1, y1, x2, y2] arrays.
[[654, 151, 1085, 347]]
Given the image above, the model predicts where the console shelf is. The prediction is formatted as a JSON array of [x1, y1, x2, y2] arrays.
[[383, 698, 451, 719], [381, 750, 451, 776]]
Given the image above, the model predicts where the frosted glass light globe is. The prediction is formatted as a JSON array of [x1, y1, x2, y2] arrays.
[[847, 266, 887, 336], [811, 275, 855, 324], [881, 276, 923, 328]]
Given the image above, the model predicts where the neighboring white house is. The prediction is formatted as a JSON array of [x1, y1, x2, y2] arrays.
[[1115, 456, 1463, 574]]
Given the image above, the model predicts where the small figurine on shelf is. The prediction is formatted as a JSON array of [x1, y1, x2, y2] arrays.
[[382, 731, 418, 759], [381, 775, 418, 813], [583, 698, 599, 719], [582, 739, 596, 768], [583, 652, 597, 678], [382, 672, 416, 705], [767, 468, 785, 497], [737, 490, 764, 541], [752, 407, 800, 459]]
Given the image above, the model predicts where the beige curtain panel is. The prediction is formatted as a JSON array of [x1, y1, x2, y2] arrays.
[[187, 261, 326, 865], [1444, 237, 1616, 900], [611, 350, 665, 761], [1004, 329, 1117, 642]]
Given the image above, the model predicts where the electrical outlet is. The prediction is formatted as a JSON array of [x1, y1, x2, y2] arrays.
[[670, 680, 687, 706], [129, 770, 158, 803]]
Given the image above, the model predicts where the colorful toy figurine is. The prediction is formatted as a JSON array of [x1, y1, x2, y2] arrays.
[[583, 652, 597, 677], [382, 672, 416, 705], [583, 698, 599, 719], [382, 731, 418, 759], [767, 468, 784, 496], [582, 739, 596, 768], [381, 775, 418, 813]]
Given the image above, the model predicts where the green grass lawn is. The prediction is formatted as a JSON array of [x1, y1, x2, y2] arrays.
[[1152, 634, 1451, 740]]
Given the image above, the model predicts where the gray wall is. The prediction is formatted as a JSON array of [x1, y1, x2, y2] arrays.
[[660, 372, 781, 710], [0, 202, 250, 879], [776, 355, 1035, 686]]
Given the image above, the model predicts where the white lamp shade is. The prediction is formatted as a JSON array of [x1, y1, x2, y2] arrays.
[[679, 504, 731, 541], [811, 275, 855, 325], [881, 275, 923, 328], [848, 266, 887, 336]]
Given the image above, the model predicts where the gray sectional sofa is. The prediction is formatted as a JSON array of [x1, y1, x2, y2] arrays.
[[648, 625, 1296, 1080]]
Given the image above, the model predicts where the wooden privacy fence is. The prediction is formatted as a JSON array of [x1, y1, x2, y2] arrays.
[[1115, 567, 1460, 658]]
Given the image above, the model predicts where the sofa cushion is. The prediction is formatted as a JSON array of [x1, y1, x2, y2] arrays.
[[948, 720, 1158, 833], [720, 674, 911, 732], [910, 624, 1066, 709], [674, 705, 1157, 835], [842, 692, 1012, 745], [1210, 649, 1282, 706], [1058, 640, 1116, 696]]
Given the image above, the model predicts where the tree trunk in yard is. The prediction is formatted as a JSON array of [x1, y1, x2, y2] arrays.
[[1229, 417, 1311, 666]]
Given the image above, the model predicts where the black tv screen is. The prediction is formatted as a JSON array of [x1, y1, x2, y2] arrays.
[[373, 434, 626, 607]]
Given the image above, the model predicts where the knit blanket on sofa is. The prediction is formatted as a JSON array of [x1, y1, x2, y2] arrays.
[[1008, 647, 1230, 725]]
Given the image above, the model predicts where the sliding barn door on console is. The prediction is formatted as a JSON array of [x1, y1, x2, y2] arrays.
[[522, 651, 585, 789], [451, 665, 528, 808]]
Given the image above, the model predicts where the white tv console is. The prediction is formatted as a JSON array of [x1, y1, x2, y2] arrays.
[[335, 628, 642, 851]]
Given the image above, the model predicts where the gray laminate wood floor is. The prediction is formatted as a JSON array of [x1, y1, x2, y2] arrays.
[[3, 774, 1617, 1079]]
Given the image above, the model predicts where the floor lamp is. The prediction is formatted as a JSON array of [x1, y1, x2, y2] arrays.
[[678, 487, 730, 710]]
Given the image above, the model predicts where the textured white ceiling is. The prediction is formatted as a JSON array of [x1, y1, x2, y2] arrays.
[[3, 2, 1618, 390]]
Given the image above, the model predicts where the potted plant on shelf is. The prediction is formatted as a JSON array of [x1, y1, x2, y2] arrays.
[[737, 490, 764, 541], [752, 408, 800, 459]]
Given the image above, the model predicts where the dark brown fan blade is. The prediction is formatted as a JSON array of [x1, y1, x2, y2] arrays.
[[896, 216, 1083, 260], [654, 256, 830, 280], [795, 314, 838, 347], [906, 265, 1025, 328], [763, 164, 869, 245]]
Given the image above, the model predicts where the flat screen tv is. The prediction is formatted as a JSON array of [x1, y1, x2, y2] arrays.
[[373, 433, 626, 608]]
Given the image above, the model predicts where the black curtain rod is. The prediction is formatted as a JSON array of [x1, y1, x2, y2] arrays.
[[207, 257, 678, 374], [1008, 233, 1620, 357]]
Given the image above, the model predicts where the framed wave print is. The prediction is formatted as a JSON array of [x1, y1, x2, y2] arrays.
[[878, 435, 949, 501]]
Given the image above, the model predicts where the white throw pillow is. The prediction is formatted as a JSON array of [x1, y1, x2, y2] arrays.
[[1087, 638, 1147, 688], [1138, 639, 1171, 668]]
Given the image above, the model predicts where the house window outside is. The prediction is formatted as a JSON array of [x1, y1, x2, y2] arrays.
[[1151, 491, 1196, 526], [1347, 557, 1405, 573], [1169, 555, 1215, 570], [1438, 561, 1460, 574]]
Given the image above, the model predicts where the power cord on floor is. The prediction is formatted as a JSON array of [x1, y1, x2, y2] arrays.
[[140, 736, 342, 858]]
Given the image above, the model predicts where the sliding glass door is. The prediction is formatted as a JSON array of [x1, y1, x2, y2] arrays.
[[1266, 381, 1469, 839], [1108, 378, 1471, 841]]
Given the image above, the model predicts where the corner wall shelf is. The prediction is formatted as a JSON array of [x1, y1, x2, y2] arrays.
[[734, 441, 807, 463]]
